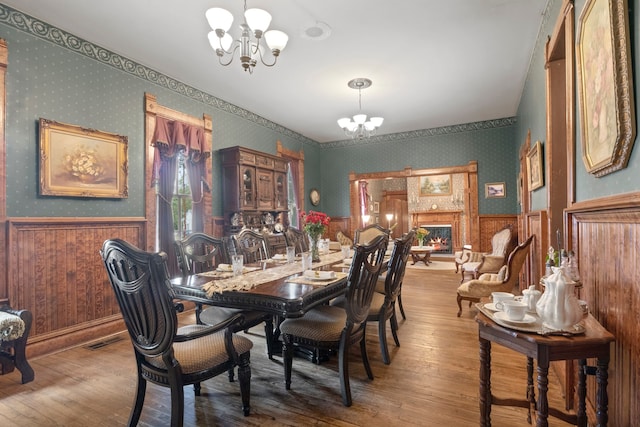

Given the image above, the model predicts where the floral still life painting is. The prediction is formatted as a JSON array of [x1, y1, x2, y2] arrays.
[[39, 118, 128, 198]]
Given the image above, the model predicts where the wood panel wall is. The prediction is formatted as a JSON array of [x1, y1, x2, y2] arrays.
[[6, 217, 146, 357], [565, 193, 640, 426], [327, 216, 350, 240], [477, 214, 518, 253]]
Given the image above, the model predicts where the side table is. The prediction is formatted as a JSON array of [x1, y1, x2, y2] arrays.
[[409, 245, 436, 266], [476, 312, 614, 427]]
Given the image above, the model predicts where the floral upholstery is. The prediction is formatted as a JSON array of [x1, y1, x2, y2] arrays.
[[336, 230, 353, 247]]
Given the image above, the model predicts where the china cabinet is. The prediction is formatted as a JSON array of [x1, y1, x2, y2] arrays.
[[220, 146, 289, 234]]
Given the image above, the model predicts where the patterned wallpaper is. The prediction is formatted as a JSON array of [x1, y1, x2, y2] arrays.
[[1, 4, 518, 219]]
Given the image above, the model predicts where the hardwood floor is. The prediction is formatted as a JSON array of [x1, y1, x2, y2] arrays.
[[0, 262, 574, 426]]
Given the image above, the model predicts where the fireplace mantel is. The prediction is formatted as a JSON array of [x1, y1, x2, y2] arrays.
[[411, 210, 463, 251]]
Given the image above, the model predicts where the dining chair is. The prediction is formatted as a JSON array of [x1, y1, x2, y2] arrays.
[[280, 234, 389, 407], [101, 238, 253, 426], [175, 233, 274, 363], [233, 229, 271, 263], [334, 229, 415, 365], [284, 226, 309, 254], [354, 223, 389, 245]]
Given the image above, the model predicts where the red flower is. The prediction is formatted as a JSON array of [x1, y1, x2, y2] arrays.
[[300, 210, 330, 237]]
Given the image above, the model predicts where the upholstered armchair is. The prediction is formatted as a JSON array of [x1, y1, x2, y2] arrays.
[[454, 244, 473, 273], [460, 224, 517, 282], [456, 235, 534, 316], [335, 230, 354, 248]]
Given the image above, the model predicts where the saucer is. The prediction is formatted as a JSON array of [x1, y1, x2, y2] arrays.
[[484, 303, 499, 311], [494, 311, 536, 325]]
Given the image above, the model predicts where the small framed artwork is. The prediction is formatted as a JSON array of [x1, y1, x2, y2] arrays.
[[485, 182, 506, 198], [527, 140, 544, 191], [577, 0, 635, 177], [419, 174, 451, 196], [373, 201, 380, 213], [39, 118, 128, 198]]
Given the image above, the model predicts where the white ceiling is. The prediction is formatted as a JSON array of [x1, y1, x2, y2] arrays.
[[2, 0, 547, 143]]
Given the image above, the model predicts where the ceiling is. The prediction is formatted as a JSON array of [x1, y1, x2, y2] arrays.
[[2, 0, 547, 143]]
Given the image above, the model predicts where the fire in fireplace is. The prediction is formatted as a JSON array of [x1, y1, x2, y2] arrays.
[[421, 225, 452, 254]]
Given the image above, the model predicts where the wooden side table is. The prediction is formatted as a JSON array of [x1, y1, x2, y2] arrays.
[[476, 312, 614, 427], [409, 245, 435, 266]]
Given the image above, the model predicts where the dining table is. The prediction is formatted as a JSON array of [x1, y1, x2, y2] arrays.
[[170, 250, 351, 320]]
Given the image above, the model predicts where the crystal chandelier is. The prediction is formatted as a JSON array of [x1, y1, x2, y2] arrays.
[[205, 0, 288, 73], [337, 78, 384, 139]]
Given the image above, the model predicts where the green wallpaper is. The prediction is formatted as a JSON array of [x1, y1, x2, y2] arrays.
[[318, 124, 518, 217], [516, 0, 640, 209]]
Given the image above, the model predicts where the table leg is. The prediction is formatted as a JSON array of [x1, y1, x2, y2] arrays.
[[596, 356, 610, 427], [577, 359, 587, 427], [479, 337, 491, 426], [536, 360, 549, 427], [527, 357, 535, 424]]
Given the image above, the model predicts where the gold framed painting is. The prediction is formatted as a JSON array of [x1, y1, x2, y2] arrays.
[[39, 118, 128, 198], [577, 0, 635, 177], [419, 174, 451, 196], [527, 141, 543, 191], [485, 182, 505, 198]]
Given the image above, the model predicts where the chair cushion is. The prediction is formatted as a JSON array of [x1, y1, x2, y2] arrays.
[[374, 274, 386, 294], [336, 231, 353, 247], [331, 291, 385, 317], [146, 325, 253, 374], [0, 311, 25, 341], [280, 305, 347, 342]]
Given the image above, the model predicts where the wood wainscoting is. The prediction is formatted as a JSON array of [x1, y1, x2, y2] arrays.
[[565, 193, 640, 425], [327, 216, 350, 240], [6, 217, 146, 358]]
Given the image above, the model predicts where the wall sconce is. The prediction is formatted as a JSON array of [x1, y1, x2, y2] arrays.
[[451, 191, 464, 208]]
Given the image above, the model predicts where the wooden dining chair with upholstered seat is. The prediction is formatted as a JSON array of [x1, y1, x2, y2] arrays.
[[334, 229, 415, 365], [175, 232, 274, 362], [456, 235, 534, 317], [101, 238, 253, 426], [280, 234, 389, 407], [233, 229, 271, 263], [284, 227, 309, 254]]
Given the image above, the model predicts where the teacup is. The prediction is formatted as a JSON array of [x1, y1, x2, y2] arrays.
[[495, 300, 527, 321], [491, 292, 514, 305]]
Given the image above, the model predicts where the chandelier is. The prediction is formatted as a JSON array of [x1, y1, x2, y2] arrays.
[[205, 0, 288, 73], [337, 78, 384, 139]]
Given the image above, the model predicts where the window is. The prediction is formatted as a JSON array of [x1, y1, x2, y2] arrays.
[[287, 167, 298, 228], [172, 152, 193, 240]]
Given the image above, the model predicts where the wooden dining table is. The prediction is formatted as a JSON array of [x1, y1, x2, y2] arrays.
[[170, 251, 351, 319]]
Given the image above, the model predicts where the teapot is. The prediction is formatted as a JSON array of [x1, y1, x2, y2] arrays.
[[536, 267, 584, 330], [522, 285, 542, 313]]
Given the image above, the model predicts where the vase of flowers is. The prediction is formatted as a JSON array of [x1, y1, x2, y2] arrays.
[[416, 227, 429, 247], [300, 210, 330, 262]]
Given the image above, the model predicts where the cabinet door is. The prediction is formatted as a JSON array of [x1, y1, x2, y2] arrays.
[[274, 172, 287, 210], [257, 169, 274, 209], [241, 167, 256, 209]]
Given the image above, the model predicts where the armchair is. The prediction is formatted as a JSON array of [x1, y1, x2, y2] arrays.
[[456, 235, 534, 316], [460, 224, 517, 282], [454, 244, 473, 273]]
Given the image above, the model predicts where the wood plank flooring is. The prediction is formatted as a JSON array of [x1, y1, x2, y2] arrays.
[[0, 262, 575, 426]]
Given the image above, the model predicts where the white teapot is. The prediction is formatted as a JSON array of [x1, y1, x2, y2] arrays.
[[536, 267, 584, 330]]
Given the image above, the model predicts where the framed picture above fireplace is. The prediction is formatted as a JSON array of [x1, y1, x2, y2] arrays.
[[419, 174, 451, 196]]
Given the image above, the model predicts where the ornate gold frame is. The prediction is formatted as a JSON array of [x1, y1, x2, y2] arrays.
[[527, 141, 544, 191], [39, 118, 128, 198], [577, 0, 635, 177]]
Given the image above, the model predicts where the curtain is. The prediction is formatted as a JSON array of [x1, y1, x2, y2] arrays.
[[287, 157, 300, 226], [151, 117, 209, 276]]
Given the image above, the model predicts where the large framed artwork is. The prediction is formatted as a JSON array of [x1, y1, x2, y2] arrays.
[[419, 174, 451, 196], [39, 118, 128, 198], [577, 0, 635, 177], [527, 141, 544, 191]]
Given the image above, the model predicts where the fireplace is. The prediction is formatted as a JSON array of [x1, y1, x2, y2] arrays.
[[421, 224, 452, 254]]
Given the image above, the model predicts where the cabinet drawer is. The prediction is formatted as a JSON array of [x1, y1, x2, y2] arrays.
[[274, 159, 288, 172], [239, 151, 256, 165], [256, 155, 274, 168]]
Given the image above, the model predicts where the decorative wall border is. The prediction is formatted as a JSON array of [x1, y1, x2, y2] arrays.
[[0, 4, 517, 149]]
